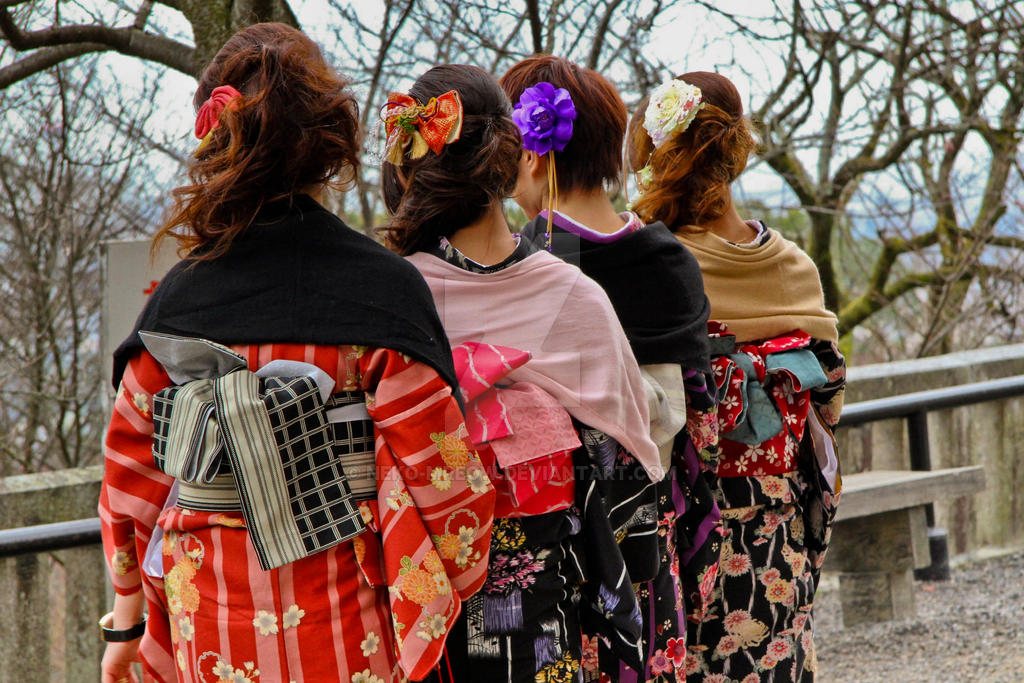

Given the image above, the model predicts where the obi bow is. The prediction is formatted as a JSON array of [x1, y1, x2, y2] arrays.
[[452, 342, 580, 516], [383, 90, 463, 165]]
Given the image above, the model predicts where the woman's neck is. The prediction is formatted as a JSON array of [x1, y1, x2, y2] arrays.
[[551, 188, 626, 234], [447, 202, 517, 266], [702, 192, 758, 243]]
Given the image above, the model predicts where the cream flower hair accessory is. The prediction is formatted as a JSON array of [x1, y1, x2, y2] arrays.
[[644, 79, 704, 148]]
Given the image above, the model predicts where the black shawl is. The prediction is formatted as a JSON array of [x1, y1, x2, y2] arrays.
[[521, 216, 711, 374], [112, 195, 459, 394]]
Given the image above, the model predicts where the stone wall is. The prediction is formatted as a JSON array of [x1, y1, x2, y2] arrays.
[[0, 466, 107, 683], [837, 343, 1024, 553]]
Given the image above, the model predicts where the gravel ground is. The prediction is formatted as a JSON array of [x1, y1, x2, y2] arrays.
[[815, 550, 1024, 682]]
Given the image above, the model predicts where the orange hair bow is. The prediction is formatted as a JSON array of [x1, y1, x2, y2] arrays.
[[382, 90, 463, 165]]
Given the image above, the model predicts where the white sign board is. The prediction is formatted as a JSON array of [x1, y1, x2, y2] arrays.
[[101, 239, 180, 394]]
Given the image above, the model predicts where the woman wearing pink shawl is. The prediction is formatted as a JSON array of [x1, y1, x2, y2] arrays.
[[378, 64, 661, 682]]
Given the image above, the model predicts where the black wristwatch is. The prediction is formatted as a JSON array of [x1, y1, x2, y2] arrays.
[[99, 612, 147, 642]]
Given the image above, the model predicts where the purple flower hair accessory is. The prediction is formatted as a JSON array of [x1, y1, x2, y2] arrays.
[[512, 81, 577, 155]]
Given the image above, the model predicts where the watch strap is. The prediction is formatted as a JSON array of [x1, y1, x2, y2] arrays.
[[99, 612, 147, 642]]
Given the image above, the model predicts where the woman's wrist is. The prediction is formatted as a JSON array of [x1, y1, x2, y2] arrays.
[[99, 611, 146, 642], [107, 591, 146, 631]]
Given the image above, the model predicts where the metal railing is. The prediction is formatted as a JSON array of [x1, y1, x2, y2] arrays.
[[837, 373, 1024, 524], [0, 517, 101, 558]]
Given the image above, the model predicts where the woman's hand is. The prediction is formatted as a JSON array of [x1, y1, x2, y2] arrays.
[[101, 591, 146, 683], [101, 639, 141, 683]]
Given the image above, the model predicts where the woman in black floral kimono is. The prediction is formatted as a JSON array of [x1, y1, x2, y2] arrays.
[[380, 63, 662, 683], [503, 55, 722, 683], [627, 71, 846, 682]]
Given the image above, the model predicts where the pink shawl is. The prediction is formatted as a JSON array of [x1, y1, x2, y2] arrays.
[[407, 249, 663, 481]]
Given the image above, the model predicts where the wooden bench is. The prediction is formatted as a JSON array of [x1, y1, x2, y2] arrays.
[[825, 465, 986, 627]]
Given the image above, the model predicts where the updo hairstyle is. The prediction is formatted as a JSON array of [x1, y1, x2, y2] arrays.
[[156, 22, 361, 260], [379, 64, 522, 256], [627, 71, 755, 232]]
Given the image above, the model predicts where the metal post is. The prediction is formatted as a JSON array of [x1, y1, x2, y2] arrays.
[[906, 410, 934, 525], [907, 409, 951, 580]]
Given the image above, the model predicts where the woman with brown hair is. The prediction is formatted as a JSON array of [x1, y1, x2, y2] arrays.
[[503, 55, 719, 683], [628, 72, 846, 682], [99, 24, 494, 683], [380, 63, 660, 682]]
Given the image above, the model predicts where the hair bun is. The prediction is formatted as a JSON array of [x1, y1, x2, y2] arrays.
[[627, 72, 755, 231]]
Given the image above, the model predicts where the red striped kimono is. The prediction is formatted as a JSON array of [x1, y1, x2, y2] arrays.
[[99, 343, 495, 682]]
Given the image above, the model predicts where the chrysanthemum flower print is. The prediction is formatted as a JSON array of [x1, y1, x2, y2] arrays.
[[399, 566, 437, 606], [713, 634, 740, 658], [759, 567, 782, 585], [430, 430, 471, 469], [683, 651, 703, 675], [430, 467, 452, 491], [722, 552, 752, 577], [767, 636, 793, 660], [731, 617, 769, 648], [165, 556, 200, 615], [764, 578, 795, 606], [723, 609, 752, 631], [110, 550, 135, 576]]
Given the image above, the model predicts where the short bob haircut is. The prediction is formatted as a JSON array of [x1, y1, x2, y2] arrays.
[[500, 55, 627, 194]]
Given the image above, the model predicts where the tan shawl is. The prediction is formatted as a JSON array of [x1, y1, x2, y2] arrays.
[[677, 228, 839, 343]]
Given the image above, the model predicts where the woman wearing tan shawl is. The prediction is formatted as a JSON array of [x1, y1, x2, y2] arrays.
[[628, 71, 846, 683]]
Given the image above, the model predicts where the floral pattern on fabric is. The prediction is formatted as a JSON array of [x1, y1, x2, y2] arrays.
[[685, 475, 819, 683], [454, 509, 585, 682], [100, 344, 493, 682], [439, 435, 644, 683], [684, 327, 845, 683], [587, 476, 687, 682], [707, 327, 845, 479]]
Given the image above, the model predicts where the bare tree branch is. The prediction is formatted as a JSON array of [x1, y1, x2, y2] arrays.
[[0, 6, 195, 77], [0, 42, 104, 88]]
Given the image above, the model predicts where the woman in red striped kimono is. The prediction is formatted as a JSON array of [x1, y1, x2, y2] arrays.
[[99, 23, 493, 683]]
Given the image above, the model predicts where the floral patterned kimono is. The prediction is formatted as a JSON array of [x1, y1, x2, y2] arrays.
[[521, 211, 718, 683], [100, 343, 494, 682], [411, 237, 656, 683], [683, 327, 846, 683]]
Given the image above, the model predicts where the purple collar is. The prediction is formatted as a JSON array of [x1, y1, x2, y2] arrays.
[[541, 210, 645, 244]]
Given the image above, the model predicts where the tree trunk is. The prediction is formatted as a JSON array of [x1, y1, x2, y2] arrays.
[[178, 0, 299, 76]]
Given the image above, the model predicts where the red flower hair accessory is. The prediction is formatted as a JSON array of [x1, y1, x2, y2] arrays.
[[194, 85, 243, 148], [381, 90, 463, 165]]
